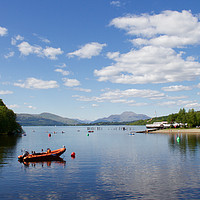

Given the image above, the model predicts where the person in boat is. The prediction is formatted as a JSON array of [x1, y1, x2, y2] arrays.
[[23, 151, 29, 158], [47, 148, 51, 153]]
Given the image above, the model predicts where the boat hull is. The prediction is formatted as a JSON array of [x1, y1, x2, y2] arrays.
[[18, 147, 66, 162]]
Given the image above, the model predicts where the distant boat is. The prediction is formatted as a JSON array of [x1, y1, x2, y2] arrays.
[[18, 147, 66, 162], [129, 131, 135, 135]]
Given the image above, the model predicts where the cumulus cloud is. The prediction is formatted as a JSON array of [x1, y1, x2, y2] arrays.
[[9, 104, 19, 109], [55, 68, 70, 76], [17, 41, 63, 60], [92, 104, 99, 107], [110, 10, 200, 47], [73, 88, 165, 105], [0, 26, 8, 36], [162, 85, 193, 92], [96, 10, 200, 85], [18, 41, 42, 56], [158, 99, 200, 108], [197, 83, 200, 88], [73, 87, 91, 92], [33, 33, 50, 43], [94, 46, 200, 84], [56, 63, 67, 68], [27, 105, 37, 110], [110, 1, 121, 7], [43, 46, 63, 60], [0, 90, 13, 95], [14, 77, 59, 89], [4, 51, 15, 59], [67, 42, 107, 59], [62, 78, 80, 87], [11, 35, 24, 45]]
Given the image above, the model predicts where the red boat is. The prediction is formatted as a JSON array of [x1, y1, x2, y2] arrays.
[[18, 147, 66, 162]]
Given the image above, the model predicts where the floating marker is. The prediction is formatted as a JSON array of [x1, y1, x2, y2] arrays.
[[71, 152, 75, 157]]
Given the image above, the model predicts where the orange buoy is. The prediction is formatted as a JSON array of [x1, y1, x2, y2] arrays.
[[48, 133, 51, 137]]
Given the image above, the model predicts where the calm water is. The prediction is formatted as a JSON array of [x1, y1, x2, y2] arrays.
[[1, 126, 200, 200]]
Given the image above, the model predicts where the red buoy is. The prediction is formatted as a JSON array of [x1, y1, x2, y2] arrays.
[[48, 134, 51, 137], [71, 152, 75, 158]]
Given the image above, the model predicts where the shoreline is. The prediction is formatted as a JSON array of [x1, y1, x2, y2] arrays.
[[149, 128, 200, 134]]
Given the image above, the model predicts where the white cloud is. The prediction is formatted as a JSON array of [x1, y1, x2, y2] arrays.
[[158, 99, 199, 108], [43, 46, 63, 60], [67, 42, 107, 59], [55, 68, 70, 76], [17, 41, 63, 60], [0, 90, 13, 95], [110, 1, 121, 7], [4, 51, 15, 59], [63, 78, 80, 87], [107, 52, 120, 59], [110, 10, 200, 48], [185, 102, 200, 108], [73, 88, 165, 105], [9, 104, 19, 109], [94, 46, 200, 84], [73, 87, 91, 92], [0, 26, 8, 36], [33, 33, 50, 43], [56, 63, 67, 68], [101, 10, 200, 84], [14, 77, 59, 89], [197, 83, 200, 88], [11, 35, 24, 45], [27, 105, 37, 110], [162, 85, 193, 92], [129, 102, 149, 106], [18, 41, 42, 56], [92, 104, 99, 107]]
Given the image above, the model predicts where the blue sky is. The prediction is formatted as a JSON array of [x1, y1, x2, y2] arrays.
[[1, 0, 200, 121]]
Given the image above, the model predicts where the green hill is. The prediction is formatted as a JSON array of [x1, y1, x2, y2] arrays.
[[16, 112, 80, 126]]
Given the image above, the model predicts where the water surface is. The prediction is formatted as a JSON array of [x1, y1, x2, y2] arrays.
[[0, 126, 200, 199]]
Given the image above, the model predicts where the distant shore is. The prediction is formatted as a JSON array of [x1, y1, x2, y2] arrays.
[[150, 128, 200, 134]]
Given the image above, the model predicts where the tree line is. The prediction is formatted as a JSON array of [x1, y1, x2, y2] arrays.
[[167, 108, 200, 128], [0, 99, 23, 135], [129, 108, 200, 128]]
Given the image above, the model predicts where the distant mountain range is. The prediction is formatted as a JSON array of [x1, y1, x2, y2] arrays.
[[16, 111, 150, 126], [92, 111, 150, 123]]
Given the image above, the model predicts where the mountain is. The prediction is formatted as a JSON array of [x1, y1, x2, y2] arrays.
[[16, 111, 150, 126], [92, 111, 150, 123], [16, 113, 80, 126]]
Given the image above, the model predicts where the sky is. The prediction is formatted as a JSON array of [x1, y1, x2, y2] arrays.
[[1, 0, 200, 121]]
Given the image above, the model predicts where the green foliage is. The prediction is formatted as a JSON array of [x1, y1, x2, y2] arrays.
[[167, 108, 199, 128], [0, 99, 23, 135], [129, 108, 200, 128]]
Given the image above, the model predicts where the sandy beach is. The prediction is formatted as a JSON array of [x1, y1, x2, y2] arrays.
[[150, 128, 200, 134]]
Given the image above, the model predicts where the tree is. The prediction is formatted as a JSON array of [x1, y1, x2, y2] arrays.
[[0, 99, 23, 135], [187, 109, 197, 128]]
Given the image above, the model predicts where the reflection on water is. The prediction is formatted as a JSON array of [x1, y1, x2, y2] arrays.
[[169, 134, 200, 154], [0, 135, 21, 167], [20, 159, 66, 168]]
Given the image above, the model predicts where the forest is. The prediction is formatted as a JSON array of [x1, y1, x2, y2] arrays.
[[0, 99, 23, 135], [129, 108, 200, 128]]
